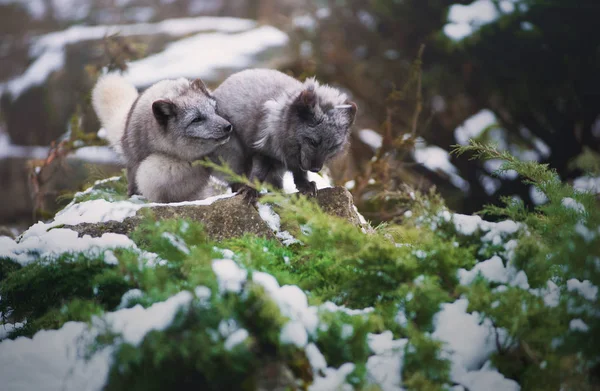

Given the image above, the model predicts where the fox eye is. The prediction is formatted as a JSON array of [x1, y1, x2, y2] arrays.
[[191, 115, 205, 124], [307, 138, 319, 147]]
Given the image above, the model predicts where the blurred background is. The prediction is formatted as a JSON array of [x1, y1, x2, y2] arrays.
[[0, 0, 599, 232]]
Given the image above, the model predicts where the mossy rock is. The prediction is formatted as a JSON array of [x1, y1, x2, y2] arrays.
[[65, 187, 365, 242]]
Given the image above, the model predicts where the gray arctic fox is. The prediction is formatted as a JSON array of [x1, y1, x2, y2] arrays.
[[92, 74, 232, 203], [209, 69, 357, 198]]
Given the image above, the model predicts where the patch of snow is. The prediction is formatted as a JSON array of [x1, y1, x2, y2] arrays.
[[257, 203, 299, 245], [252, 271, 280, 296], [413, 140, 469, 191], [224, 328, 249, 350], [480, 175, 501, 195], [280, 321, 308, 348], [460, 369, 520, 391], [103, 249, 119, 265], [483, 159, 518, 180], [309, 362, 355, 391], [212, 259, 247, 294], [161, 232, 190, 255], [0, 320, 26, 340], [569, 319, 589, 332], [0, 17, 257, 99], [445, 0, 518, 40], [433, 299, 506, 372], [561, 197, 585, 214], [366, 331, 407, 391], [283, 170, 332, 193], [70, 146, 120, 164], [306, 343, 327, 371], [529, 280, 560, 308], [573, 175, 600, 193], [459, 256, 508, 285], [358, 129, 383, 150], [0, 228, 138, 266], [344, 180, 355, 190], [566, 279, 598, 301], [124, 25, 288, 88], [529, 186, 548, 205], [0, 290, 192, 391], [454, 110, 498, 145], [117, 288, 144, 309], [575, 223, 596, 243]]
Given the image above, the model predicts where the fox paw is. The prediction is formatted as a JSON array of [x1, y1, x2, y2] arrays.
[[297, 181, 317, 198], [238, 185, 260, 205]]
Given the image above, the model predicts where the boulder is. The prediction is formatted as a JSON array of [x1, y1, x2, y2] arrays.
[[66, 187, 366, 242]]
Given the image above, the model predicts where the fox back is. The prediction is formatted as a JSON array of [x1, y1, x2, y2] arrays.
[[212, 69, 356, 178]]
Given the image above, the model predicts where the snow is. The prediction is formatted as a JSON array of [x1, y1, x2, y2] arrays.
[[224, 328, 249, 350], [100, 290, 193, 346], [0, 291, 193, 391], [530, 281, 560, 308], [561, 197, 586, 214], [454, 110, 498, 145], [433, 299, 505, 372], [212, 259, 247, 294], [484, 159, 518, 179], [306, 343, 327, 371], [413, 140, 469, 191], [458, 255, 508, 285], [445, 0, 519, 40], [358, 129, 383, 150], [70, 146, 120, 164], [529, 186, 548, 205], [117, 288, 144, 309], [460, 369, 520, 391], [569, 319, 589, 332], [280, 321, 308, 347], [0, 17, 257, 99], [123, 25, 289, 88], [566, 279, 598, 301], [0, 228, 137, 266], [450, 213, 520, 239], [103, 249, 119, 265], [0, 131, 49, 160], [282, 170, 332, 193], [0, 322, 112, 391], [257, 203, 300, 246], [161, 232, 190, 255], [252, 271, 280, 296], [366, 331, 407, 391], [0, 320, 26, 340], [573, 175, 600, 193], [309, 362, 355, 391]]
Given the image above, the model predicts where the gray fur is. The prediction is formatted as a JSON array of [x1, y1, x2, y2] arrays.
[[93, 75, 232, 202], [209, 69, 356, 194]]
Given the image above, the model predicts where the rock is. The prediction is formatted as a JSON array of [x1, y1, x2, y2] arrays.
[[0, 156, 122, 227], [315, 186, 362, 226], [66, 187, 366, 242]]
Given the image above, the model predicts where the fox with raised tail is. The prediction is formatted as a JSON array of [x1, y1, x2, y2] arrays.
[[209, 69, 357, 199], [92, 74, 232, 203]]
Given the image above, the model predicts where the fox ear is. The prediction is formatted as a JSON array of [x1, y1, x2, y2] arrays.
[[152, 99, 175, 127], [294, 88, 317, 119], [191, 78, 210, 95], [336, 101, 358, 127], [298, 88, 317, 109]]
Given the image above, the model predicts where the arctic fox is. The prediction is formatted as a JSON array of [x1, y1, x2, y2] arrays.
[[209, 69, 357, 199], [92, 74, 232, 203]]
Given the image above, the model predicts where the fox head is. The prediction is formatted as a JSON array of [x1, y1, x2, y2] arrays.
[[288, 83, 357, 173], [152, 78, 232, 159]]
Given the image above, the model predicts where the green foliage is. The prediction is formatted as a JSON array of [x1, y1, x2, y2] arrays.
[[2, 141, 599, 389]]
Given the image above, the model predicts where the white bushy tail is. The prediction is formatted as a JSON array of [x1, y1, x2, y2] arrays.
[[92, 73, 138, 154]]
